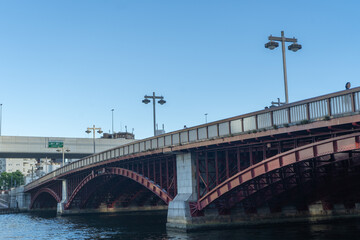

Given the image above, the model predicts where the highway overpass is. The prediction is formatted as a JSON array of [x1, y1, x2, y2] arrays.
[[0, 136, 135, 159]]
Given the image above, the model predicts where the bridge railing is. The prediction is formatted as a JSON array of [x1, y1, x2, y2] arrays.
[[25, 87, 360, 191]]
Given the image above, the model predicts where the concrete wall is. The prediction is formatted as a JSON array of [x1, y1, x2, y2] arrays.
[[0, 193, 9, 208], [10, 186, 30, 210]]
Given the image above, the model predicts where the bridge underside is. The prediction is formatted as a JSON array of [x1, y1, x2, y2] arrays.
[[30, 180, 169, 213], [195, 152, 360, 216], [69, 175, 166, 210], [29, 156, 177, 213], [31, 192, 59, 210], [172, 132, 360, 230]]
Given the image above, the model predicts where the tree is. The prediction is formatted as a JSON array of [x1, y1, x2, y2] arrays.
[[0, 171, 25, 190], [0, 172, 9, 190], [12, 170, 25, 187]]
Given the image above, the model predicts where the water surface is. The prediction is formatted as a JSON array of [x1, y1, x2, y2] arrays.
[[1, 212, 360, 239]]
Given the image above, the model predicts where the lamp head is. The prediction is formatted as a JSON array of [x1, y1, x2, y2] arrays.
[[97, 129, 103, 134], [142, 99, 150, 104], [85, 130, 91, 134], [265, 41, 279, 50], [288, 43, 302, 52], [158, 99, 166, 105]]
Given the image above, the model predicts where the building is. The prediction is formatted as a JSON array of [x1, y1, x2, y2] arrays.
[[0, 158, 62, 185], [36, 158, 61, 177], [155, 124, 165, 136], [101, 131, 135, 139], [0, 158, 4, 173], [0, 157, 60, 179], [0, 158, 37, 176]]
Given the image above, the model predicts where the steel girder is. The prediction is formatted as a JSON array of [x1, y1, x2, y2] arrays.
[[29, 187, 61, 209], [65, 167, 174, 210], [189, 132, 360, 216]]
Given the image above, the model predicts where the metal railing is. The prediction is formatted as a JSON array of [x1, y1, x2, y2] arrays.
[[25, 87, 360, 191]]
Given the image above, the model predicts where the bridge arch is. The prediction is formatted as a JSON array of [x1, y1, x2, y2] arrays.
[[190, 133, 360, 215], [65, 167, 173, 209], [30, 187, 61, 209]]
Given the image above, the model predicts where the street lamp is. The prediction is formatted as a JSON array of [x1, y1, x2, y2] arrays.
[[56, 147, 70, 166], [142, 92, 166, 136], [265, 30, 302, 104], [0, 103, 2, 136], [111, 109, 114, 134], [85, 125, 103, 153]]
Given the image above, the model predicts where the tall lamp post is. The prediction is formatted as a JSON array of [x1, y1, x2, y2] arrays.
[[0, 103, 2, 136], [56, 147, 70, 166], [86, 125, 103, 153], [111, 109, 114, 134], [142, 92, 166, 136], [265, 31, 302, 104]]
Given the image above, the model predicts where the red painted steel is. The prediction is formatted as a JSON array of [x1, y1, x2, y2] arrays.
[[196, 152, 200, 200], [78, 176, 122, 209], [190, 132, 360, 213], [65, 167, 173, 210], [29, 187, 61, 209], [205, 152, 209, 193]]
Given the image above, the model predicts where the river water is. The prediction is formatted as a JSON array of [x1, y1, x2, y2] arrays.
[[1, 211, 360, 240]]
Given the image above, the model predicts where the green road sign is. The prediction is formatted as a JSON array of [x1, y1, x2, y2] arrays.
[[48, 141, 64, 148]]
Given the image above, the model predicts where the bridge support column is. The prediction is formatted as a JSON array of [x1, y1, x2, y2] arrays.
[[10, 186, 30, 210], [167, 152, 197, 231], [57, 179, 67, 214]]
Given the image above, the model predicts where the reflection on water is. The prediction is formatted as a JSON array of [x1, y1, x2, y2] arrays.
[[1, 211, 360, 239]]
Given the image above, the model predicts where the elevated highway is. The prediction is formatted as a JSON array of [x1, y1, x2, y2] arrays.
[[0, 136, 135, 159]]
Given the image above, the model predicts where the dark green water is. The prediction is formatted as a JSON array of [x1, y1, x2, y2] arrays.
[[1, 211, 360, 239]]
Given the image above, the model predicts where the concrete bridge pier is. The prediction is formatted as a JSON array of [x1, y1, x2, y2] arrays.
[[57, 179, 68, 214], [167, 152, 198, 231], [10, 186, 30, 210]]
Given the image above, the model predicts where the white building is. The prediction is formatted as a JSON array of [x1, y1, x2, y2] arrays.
[[0, 158, 61, 184], [0, 158, 37, 175], [0, 158, 4, 173], [36, 158, 60, 177]]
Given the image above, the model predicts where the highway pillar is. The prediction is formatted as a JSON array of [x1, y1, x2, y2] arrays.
[[167, 152, 197, 231], [57, 179, 67, 214]]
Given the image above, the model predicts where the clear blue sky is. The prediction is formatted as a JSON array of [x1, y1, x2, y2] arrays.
[[0, 1, 359, 139]]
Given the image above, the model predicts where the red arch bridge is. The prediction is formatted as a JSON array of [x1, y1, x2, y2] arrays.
[[23, 87, 360, 229]]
